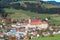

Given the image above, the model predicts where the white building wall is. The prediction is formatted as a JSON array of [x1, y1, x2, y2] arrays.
[[41, 24, 48, 29]]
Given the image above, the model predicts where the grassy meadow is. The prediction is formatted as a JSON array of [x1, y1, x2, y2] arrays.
[[3, 8, 60, 24], [30, 35, 60, 40]]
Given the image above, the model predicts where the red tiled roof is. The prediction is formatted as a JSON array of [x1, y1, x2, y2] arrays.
[[30, 20, 42, 25], [30, 19, 42, 25]]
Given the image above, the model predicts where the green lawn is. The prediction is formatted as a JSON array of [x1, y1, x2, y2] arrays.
[[30, 35, 60, 40], [3, 8, 60, 24]]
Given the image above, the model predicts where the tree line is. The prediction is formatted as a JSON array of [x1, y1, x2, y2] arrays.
[[0, 1, 60, 18], [9, 2, 60, 14]]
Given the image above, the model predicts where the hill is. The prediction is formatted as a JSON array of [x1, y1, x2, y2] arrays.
[[3, 8, 60, 24]]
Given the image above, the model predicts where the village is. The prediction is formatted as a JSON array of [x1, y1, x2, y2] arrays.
[[0, 0, 60, 40], [0, 17, 60, 40]]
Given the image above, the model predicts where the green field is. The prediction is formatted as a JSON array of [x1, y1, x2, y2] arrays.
[[3, 8, 60, 24], [30, 35, 60, 40]]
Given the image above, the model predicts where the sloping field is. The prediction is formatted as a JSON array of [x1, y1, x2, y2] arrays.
[[4, 8, 51, 19], [3, 8, 60, 24]]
